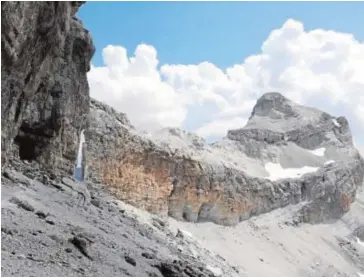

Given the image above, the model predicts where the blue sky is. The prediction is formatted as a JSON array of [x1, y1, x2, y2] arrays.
[[79, 1, 364, 69], [81, 2, 364, 153]]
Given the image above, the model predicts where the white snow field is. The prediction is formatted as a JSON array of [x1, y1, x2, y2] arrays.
[[307, 148, 326, 157], [264, 162, 319, 181]]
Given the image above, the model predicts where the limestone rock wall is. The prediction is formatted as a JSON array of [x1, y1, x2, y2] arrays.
[[1, 1, 95, 174], [86, 95, 364, 226]]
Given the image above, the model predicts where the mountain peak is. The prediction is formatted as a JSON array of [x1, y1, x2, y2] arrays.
[[250, 92, 297, 119]]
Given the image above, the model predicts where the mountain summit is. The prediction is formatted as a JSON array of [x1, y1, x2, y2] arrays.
[[2, 2, 364, 277], [86, 93, 364, 226]]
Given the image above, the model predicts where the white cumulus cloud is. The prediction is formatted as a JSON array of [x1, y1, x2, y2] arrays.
[[88, 18, 364, 153]]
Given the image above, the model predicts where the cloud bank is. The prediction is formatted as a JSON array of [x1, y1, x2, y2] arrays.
[[88, 19, 364, 152]]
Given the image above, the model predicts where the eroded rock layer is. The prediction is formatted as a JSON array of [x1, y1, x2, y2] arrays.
[[86, 94, 364, 226], [1, 1, 95, 174]]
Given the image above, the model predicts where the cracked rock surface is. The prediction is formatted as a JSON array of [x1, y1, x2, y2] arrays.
[[2, 2, 364, 277], [1, 163, 240, 277], [86, 94, 364, 226], [1, 1, 94, 175]]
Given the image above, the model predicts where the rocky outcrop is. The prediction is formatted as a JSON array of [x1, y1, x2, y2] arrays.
[[86, 93, 364, 226], [1, 1, 95, 174], [2, 162, 241, 277], [2, 2, 364, 276], [85, 99, 173, 214]]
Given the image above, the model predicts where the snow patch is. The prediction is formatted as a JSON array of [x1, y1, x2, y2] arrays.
[[324, 160, 335, 166], [356, 237, 364, 248], [206, 265, 223, 276], [357, 273, 364, 277], [308, 148, 326, 157], [180, 229, 193, 238], [265, 162, 319, 181], [332, 119, 341, 127]]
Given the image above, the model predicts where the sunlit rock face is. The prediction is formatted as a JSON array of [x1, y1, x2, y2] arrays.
[[1, 1, 95, 175], [86, 93, 364, 226]]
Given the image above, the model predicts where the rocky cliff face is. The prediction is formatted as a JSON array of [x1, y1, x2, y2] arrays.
[[2, 2, 364, 276], [86, 93, 364, 226], [1, 1, 95, 174], [2, 164, 241, 277], [2, 0, 361, 229], [0, 5, 241, 276]]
